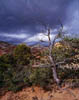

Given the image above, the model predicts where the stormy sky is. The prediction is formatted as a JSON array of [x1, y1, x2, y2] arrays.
[[0, 0, 79, 44]]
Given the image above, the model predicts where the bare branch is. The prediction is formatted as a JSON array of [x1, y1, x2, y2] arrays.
[[58, 19, 63, 29], [40, 39, 46, 42], [43, 33, 49, 36]]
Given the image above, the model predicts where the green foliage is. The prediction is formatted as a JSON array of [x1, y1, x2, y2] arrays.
[[0, 54, 14, 87], [57, 68, 79, 83], [52, 37, 79, 63], [64, 37, 79, 43], [0, 54, 16, 65], [0, 44, 32, 91], [64, 37, 79, 50], [14, 44, 31, 65], [29, 68, 53, 87], [8, 83, 24, 92], [0, 39, 79, 92], [52, 45, 72, 62]]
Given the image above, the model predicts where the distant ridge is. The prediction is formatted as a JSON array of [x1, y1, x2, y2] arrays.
[[0, 41, 16, 56]]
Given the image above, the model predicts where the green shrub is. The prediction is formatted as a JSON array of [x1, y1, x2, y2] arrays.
[[8, 83, 24, 92], [14, 44, 31, 65], [0, 54, 15, 65], [52, 45, 72, 62], [57, 68, 79, 83], [0, 54, 13, 86], [52, 37, 79, 63], [29, 68, 53, 87], [64, 37, 79, 50], [0, 54, 17, 87]]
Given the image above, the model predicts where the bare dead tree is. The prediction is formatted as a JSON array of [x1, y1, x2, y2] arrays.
[[39, 25, 79, 100], [40, 24, 64, 86]]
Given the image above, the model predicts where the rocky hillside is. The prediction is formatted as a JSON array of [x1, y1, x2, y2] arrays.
[[0, 39, 79, 100], [0, 41, 16, 56]]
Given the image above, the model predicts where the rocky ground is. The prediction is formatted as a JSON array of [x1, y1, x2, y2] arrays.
[[0, 86, 79, 100]]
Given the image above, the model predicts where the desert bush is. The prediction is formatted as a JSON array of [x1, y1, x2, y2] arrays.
[[0, 54, 14, 87], [52, 37, 79, 63], [57, 67, 79, 83], [52, 45, 72, 62], [6, 65, 32, 92], [0, 51, 32, 91], [29, 68, 53, 87], [14, 44, 31, 65], [0, 54, 15, 65], [8, 82, 25, 92], [64, 37, 79, 53]]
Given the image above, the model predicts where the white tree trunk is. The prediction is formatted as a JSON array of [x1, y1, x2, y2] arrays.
[[52, 67, 60, 85], [49, 56, 60, 85], [47, 28, 60, 85]]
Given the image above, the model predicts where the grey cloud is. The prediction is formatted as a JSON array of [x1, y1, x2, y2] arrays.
[[0, 0, 78, 44], [0, 0, 74, 33]]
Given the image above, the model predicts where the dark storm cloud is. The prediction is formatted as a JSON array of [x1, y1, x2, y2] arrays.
[[0, 0, 74, 34]]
